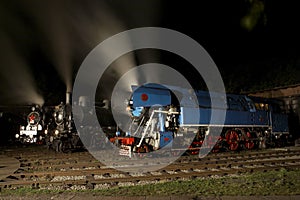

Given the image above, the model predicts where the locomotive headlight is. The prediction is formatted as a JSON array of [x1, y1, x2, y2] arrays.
[[44, 129, 48, 135], [55, 130, 59, 135], [15, 134, 19, 138], [58, 113, 63, 121]]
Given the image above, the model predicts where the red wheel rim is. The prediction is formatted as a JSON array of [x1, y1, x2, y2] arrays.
[[245, 132, 255, 149], [226, 130, 239, 151]]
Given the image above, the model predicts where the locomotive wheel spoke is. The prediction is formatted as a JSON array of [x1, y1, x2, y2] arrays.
[[225, 130, 239, 151], [245, 132, 255, 150]]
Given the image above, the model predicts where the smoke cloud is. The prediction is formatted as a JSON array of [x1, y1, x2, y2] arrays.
[[0, 0, 163, 105], [0, 2, 44, 106], [0, 32, 44, 105]]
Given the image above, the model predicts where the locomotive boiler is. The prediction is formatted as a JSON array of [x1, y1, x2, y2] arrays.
[[113, 83, 290, 155]]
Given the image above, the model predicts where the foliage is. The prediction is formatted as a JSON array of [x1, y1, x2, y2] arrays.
[[224, 58, 300, 94], [241, 0, 266, 31]]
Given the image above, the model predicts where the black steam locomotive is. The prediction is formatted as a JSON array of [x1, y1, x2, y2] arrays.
[[43, 93, 116, 152]]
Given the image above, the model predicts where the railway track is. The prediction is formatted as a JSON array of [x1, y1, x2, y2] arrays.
[[1, 145, 300, 190]]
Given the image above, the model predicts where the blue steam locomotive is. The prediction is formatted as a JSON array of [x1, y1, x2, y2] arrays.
[[113, 83, 289, 155]]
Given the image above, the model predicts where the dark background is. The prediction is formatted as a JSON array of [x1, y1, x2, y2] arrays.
[[1, 0, 300, 104]]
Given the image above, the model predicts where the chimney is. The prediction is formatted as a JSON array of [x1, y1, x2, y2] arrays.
[[66, 92, 71, 105]]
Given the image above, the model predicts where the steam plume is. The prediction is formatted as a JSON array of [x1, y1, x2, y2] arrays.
[[0, 32, 44, 105]]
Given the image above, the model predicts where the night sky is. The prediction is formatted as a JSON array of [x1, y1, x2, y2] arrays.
[[1, 0, 300, 106]]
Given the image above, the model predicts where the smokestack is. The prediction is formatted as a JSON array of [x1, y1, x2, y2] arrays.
[[66, 92, 71, 105]]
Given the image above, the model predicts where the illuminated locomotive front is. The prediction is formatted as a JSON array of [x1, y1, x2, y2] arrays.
[[114, 83, 290, 156], [17, 106, 43, 144]]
